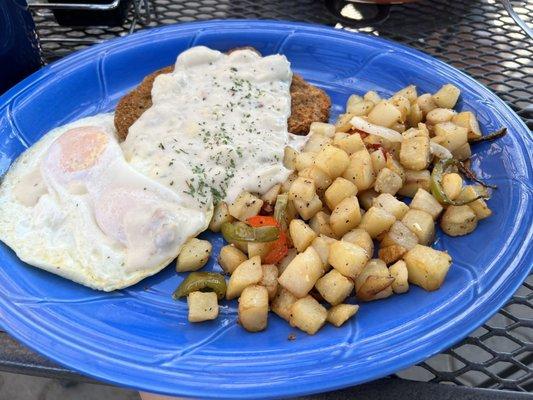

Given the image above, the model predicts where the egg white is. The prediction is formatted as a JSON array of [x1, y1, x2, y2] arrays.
[[0, 114, 210, 291]]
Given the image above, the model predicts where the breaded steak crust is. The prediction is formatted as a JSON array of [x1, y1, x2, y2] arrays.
[[114, 56, 330, 140]]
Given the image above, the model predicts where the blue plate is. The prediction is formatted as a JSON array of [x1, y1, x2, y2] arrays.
[[0, 20, 531, 399]]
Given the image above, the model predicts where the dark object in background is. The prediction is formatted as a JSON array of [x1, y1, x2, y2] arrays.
[[0, 0, 43, 94], [51, 0, 132, 27]]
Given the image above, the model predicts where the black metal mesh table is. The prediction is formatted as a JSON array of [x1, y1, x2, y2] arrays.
[[1, 0, 531, 398]]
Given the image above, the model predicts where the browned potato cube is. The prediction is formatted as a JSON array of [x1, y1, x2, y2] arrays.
[[281, 172, 297, 194], [176, 238, 212, 272], [378, 244, 407, 265], [358, 188, 379, 210], [426, 108, 456, 125], [374, 167, 403, 195], [303, 132, 333, 153], [277, 248, 298, 276], [370, 149, 387, 174], [260, 264, 279, 300], [226, 256, 263, 300], [408, 103, 423, 127], [452, 142, 471, 161], [400, 136, 431, 171], [289, 219, 317, 252], [355, 259, 394, 301], [330, 196, 362, 237], [364, 90, 381, 104], [373, 193, 409, 219], [284, 146, 298, 170], [452, 111, 482, 141], [239, 285, 269, 332], [342, 149, 375, 191], [295, 152, 316, 172], [248, 242, 275, 263], [310, 122, 336, 137], [389, 260, 409, 294], [309, 211, 335, 238], [397, 170, 431, 198], [442, 173, 463, 201], [229, 192, 264, 222], [456, 186, 492, 219], [401, 209, 435, 245], [289, 176, 316, 203], [333, 132, 366, 155], [441, 205, 478, 236], [311, 235, 335, 269], [335, 112, 356, 133], [271, 287, 298, 321], [289, 296, 328, 335], [325, 177, 358, 211], [368, 100, 402, 128], [417, 93, 437, 115], [395, 85, 418, 103], [315, 269, 354, 305], [403, 245, 452, 291], [299, 166, 332, 190], [293, 195, 323, 220], [433, 122, 468, 152], [327, 304, 359, 327], [209, 202, 233, 232], [410, 188, 443, 220], [342, 228, 374, 258], [188, 292, 219, 322], [218, 245, 248, 274], [313, 145, 350, 179], [278, 247, 324, 298], [382, 221, 419, 250], [432, 84, 460, 109], [328, 241, 369, 279], [358, 206, 396, 238]]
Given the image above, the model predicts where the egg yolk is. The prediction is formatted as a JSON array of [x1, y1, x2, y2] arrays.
[[58, 126, 109, 173]]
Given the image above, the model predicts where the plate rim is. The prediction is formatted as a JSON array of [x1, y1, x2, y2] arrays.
[[0, 19, 532, 399]]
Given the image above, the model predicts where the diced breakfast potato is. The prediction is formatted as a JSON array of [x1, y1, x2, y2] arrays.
[[400, 136, 431, 171], [342, 228, 374, 258], [433, 122, 468, 152], [382, 221, 419, 250], [226, 256, 262, 300], [456, 186, 492, 219], [309, 211, 335, 238], [176, 238, 212, 272], [299, 166, 332, 190], [426, 108, 456, 125], [327, 304, 359, 327], [311, 235, 335, 269], [347, 100, 375, 116], [452, 142, 472, 161], [364, 90, 381, 104], [368, 100, 401, 128], [218, 245, 248, 274], [355, 259, 394, 301], [391, 95, 410, 123], [277, 248, 298, 276], [370, 149, 387, 174], [373, 193, 409, 219], [408, 103, 423, 127], [248, 241, 274, 262], [441, 205, 478, 236], [209, 202, 233, 232], [313, 145, 350, 179], [389, 260, 409, 294], [303, 132, 332, 153], [278, 246, 323, 298], [442, 173, 463, 200], [289, 219, 317, 252], [295, 152, 316, 171], [417, 93, 437, 115], [358, 206, 396, 238], [343, 149, 375, 191], [271, 287, 298, 321], [335, 112, 355, 133], [330, 196, 362, 237], [309, 122, 336, 137], [333, 132, 366, 155], [410, 188, 443, 220], [386, 156, 406, 183], [239, 285, 269, 332], [379, 243, 407, 265], [259, 264, 278, 300], [315, 269, 354, 305], [374, 167, 403, 195], [293, 195, 323, 220], [328, 241, 369, 279], [395, 85, 418, 103], [325, 177, 358, 211], [397, 169, 431, 198], [433, 84, 460, 109], [452, 111, 482, 141], [289, 295, 328, 335], [403, 245, 452, 291], [289, 176, 316, 203], [283, 146, 298, 169], [229, 192, 264, 222], [281, 172, 297, 193], [346, 94, 363, 110], [188, 292, 218, 322], [401, 209, 435, 245]]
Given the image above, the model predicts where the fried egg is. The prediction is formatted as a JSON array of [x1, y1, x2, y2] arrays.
[[0, 114, 209, 291]]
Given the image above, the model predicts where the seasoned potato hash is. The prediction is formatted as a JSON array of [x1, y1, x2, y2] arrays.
[[174, 83, 506, 335]]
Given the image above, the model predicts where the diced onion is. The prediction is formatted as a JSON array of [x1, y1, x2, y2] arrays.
[[430, 141, 453, 159], [349, 116, 403, 143]]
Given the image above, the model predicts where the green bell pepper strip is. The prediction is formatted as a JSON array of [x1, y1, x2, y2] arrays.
[[221, 221, 279, 243], [431, 158, 488, 206], [173, 272, 227, 300], [273, 194, 289, 232]]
